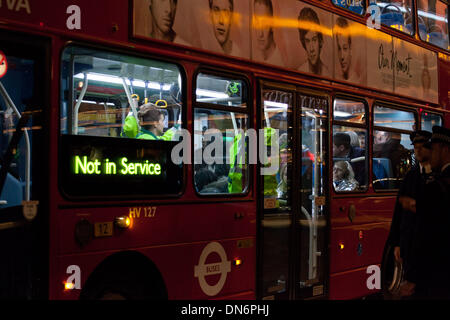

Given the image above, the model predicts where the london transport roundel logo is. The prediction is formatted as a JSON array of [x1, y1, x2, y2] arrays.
[[0, 51, 7, 78], [194, 242, 231, 296]]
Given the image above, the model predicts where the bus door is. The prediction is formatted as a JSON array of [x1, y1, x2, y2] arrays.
[[258, 81, 328, 300], [0, 31, 48, 298], [295, 90, 329, 299]]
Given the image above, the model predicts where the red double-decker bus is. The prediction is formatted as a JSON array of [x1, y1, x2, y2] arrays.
[[0, 0, 448, 300]]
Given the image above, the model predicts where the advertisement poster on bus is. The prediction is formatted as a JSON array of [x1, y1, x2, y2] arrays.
[[133, 0, 251, 59], [275, 0, 333, 77], [366, 28, 394, 92], [251, 0, 285, 67], [332, 15, 366, 86], [393, 38, 438, 103]]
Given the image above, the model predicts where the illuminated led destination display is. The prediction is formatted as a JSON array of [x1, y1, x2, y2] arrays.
[[60, 135, 183, 198], [73, 156, 162, 176]]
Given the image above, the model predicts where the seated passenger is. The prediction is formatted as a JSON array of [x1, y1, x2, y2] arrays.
[[333, 161, 358, 192], [333, 132, 365, 186], [122, 103, 178, 140]]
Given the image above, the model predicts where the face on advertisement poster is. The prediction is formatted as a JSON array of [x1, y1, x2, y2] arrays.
[[251, 0, 284, 66], [133, 0, 193, 45], [204, 0, 250, 58], [333, 16, 366, 85], [295, 3, 333, 77]]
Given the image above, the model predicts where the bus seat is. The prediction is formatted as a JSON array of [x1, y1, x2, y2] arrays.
[[406, 24, 414, 34], [0, 172, 23, 208], [380, 12, 404, 28], [374, 158, 393, 177], [348, 5, 364, 15], [418, 23, 427, 40], [429, 32, 446, 48]]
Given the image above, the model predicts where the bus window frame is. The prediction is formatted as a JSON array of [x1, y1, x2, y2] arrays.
[[371, 101, 418, 193], [331, 94, 370, 194], [192, 67, 253, 198], [58, 43, 188, 201]]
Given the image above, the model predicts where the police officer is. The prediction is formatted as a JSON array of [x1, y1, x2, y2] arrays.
[[400, 126, 450, 298], [387, 130, 432, 283]]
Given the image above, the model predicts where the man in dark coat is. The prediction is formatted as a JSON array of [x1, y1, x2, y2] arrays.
[[400, 126, 450, 299], [387, 130, 432, 278]]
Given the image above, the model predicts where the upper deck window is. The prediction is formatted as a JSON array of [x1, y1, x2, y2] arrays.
[[371, 0, 414, 35], [417, 0, 449, 50], [59, 46, 184, 198], [332, 0, 366, 15], [196, 73, 247, 108]]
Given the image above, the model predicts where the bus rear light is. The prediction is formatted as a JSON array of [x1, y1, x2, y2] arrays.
[[339, 242, 345, 250], [359, 231, 364, 240]]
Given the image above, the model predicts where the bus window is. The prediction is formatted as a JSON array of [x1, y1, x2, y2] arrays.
[[421, 111, 443, 132], [333, 98, 366, 124], [196, 73, 247, 108], [59, 46, 184, 197], [61, 46, 183, 139], [374, 105, 416, 130], [371, 0, 414, 35], [193, 109, 249, 195], [417, 0, 449, 50], [332, 0, 366, 15], [332, 98, 368, 192], [193, 72, 249, 195], [372, 105, 415, 190]]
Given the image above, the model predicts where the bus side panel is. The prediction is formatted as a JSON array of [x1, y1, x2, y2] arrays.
[[54, 238, 256, 300], [329, 267, 380, 300]]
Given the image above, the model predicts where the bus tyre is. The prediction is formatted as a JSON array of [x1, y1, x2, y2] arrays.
[[79, 251, 167, 300]]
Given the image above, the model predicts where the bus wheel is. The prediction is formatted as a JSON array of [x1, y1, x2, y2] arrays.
[[79, 251, 167, 300], [380, 244, 403, 300]]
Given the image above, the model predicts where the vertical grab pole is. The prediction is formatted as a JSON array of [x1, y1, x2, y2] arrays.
[[73, 73, 88, 135]]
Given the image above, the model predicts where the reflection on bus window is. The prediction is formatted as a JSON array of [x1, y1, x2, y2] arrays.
[[333, 98, 366, 124], [193, 109, 249, 195], [196, 73, 247, 108], [373, 130, 413, 189], [374, 105, 416, 130], [262, 89, 292, 210], [60, 47, 183, 139], [421, 112, 442, 132], [371, 0, 414, 35], [332, 126, 367, 191], [417, 0, 449, 50], [333, 0, 365, 15]]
